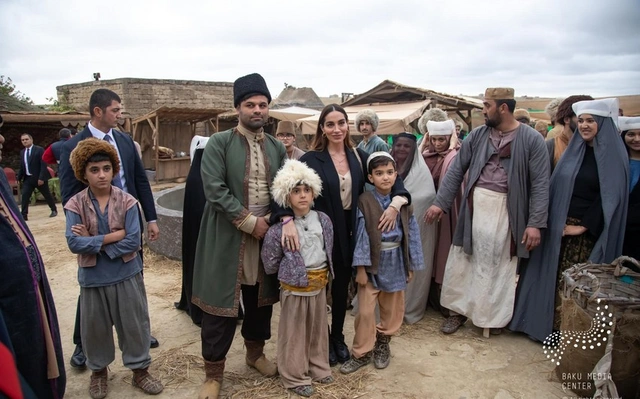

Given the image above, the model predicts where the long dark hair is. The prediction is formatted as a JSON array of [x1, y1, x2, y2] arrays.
[[309, 104, 355, 151]]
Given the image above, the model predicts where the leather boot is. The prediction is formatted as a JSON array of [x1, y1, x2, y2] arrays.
[[245, 340, 277, 377], [198, 358, 225, 399]]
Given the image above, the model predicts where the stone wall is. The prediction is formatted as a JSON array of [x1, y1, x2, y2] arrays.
[[57, 78, 233, 119]]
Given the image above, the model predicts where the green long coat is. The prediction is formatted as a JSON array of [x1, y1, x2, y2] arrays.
[[191, 128, 286, 317]]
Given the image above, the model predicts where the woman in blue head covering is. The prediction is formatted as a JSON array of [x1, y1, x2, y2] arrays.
[[619, 116, 640, 263], [509, 98, 629, 342]]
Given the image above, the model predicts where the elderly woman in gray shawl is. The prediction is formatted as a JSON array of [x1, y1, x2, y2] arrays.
[[509, 98, 629, 343]]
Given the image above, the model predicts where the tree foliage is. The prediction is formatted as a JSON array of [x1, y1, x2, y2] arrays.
[[0, 75, 34, 105]]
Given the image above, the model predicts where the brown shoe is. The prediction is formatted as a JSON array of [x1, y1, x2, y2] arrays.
[[245, 340, 277, 377], [246, 354, 277, 377], [89, 368, 108, 399], [441, 315, 467, 334], [132, 368, 163, 395], [199, 359, 224, 399]]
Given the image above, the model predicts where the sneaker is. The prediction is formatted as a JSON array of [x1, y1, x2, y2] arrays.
[[339, 352, 372, 374], [317, 375, 334, 384], [441, 315, 467, 334], [290, 385, 314, 397], [373, 332, 391, 369]]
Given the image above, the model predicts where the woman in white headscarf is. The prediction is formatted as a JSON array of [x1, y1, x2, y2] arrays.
[[417, 108, 449, 154], [510, 98, 629, 342], [391, 132, 437, 324], [421, 120, 462, 316]]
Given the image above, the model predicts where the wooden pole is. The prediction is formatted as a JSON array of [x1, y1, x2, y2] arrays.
[[154, 115, 159, 183]]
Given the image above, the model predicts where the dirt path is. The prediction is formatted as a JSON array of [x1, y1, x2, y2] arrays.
[[25, 203, 568, 398]]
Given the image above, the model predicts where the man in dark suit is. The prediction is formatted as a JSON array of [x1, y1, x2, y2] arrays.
[[18, 133, 58, 220], [58, 88, 160, 370]]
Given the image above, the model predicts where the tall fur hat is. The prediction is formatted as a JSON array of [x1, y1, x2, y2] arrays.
[[233, 73, 272, 108], [271, 159, 322, 208], [544, 97, 565, 122], [418, 108, 448, 135], [355, 109, 379, 132]]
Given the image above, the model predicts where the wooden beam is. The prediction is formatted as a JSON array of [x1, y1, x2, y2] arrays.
[[154, 115, 159, 184], [132, 122, 140, 143], [1, 113, 90, 123]]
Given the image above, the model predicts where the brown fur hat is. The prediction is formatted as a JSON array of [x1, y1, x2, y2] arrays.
[[70, 137, 120, 183], [534, 120, 548, 131], [514, 108, 531, 123]]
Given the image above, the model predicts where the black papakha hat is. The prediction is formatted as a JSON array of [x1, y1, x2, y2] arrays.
[[233, 73, 272, 108]]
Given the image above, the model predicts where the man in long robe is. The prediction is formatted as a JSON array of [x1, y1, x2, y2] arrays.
[[192, 73, 286, 399], [426, 87, 550, 335]]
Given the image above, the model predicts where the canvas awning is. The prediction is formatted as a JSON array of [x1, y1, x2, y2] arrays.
[[268, 106, 320, 122], [296, 101, 430, 135]]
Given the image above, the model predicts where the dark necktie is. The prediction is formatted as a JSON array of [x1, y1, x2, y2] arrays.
[[26, 148, 32, 175], [102, 135, 124, 189]]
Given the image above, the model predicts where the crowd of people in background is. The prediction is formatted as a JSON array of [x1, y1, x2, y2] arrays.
[[0, 73, 638, 399]]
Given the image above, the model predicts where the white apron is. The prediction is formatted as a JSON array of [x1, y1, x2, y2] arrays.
[[440, 187, 518, 328]]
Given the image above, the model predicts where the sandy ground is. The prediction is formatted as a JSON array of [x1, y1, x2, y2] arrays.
[[23, 202, 572, 399]]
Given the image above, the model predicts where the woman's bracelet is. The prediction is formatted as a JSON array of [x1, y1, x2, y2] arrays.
[[282, 217, 294, 225]]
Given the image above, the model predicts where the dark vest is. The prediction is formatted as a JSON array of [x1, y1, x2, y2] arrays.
[[357, 191, 412, 276]]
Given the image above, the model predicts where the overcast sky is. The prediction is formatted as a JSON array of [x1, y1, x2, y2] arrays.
[[1, 0, 639, 104]]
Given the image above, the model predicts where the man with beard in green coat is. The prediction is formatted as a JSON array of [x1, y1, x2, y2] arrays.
[[192, 73, 286, 399]]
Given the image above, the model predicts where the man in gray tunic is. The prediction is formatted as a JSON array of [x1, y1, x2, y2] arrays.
[[425, 87, 549, 335]]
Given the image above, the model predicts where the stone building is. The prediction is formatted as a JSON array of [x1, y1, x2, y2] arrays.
[[57, 78, 234, 119]]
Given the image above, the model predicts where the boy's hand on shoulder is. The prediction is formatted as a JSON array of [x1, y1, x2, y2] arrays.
[[407, 270, 414, 283], [355, 266, 368, 286], [71, 224, 90, 237]]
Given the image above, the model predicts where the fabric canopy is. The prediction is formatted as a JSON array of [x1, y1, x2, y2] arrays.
[[296, 101, 431, 135], [268, 106, 320, 122]]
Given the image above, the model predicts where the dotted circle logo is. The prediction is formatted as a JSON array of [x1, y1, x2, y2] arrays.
[[542, 299, 613, 366]]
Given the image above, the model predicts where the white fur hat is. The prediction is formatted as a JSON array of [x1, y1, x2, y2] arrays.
[[355, 109, 379, 132], [619, 116, 640, 131], [271, 159, 323, 208], [426, 120, 456, 136]]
